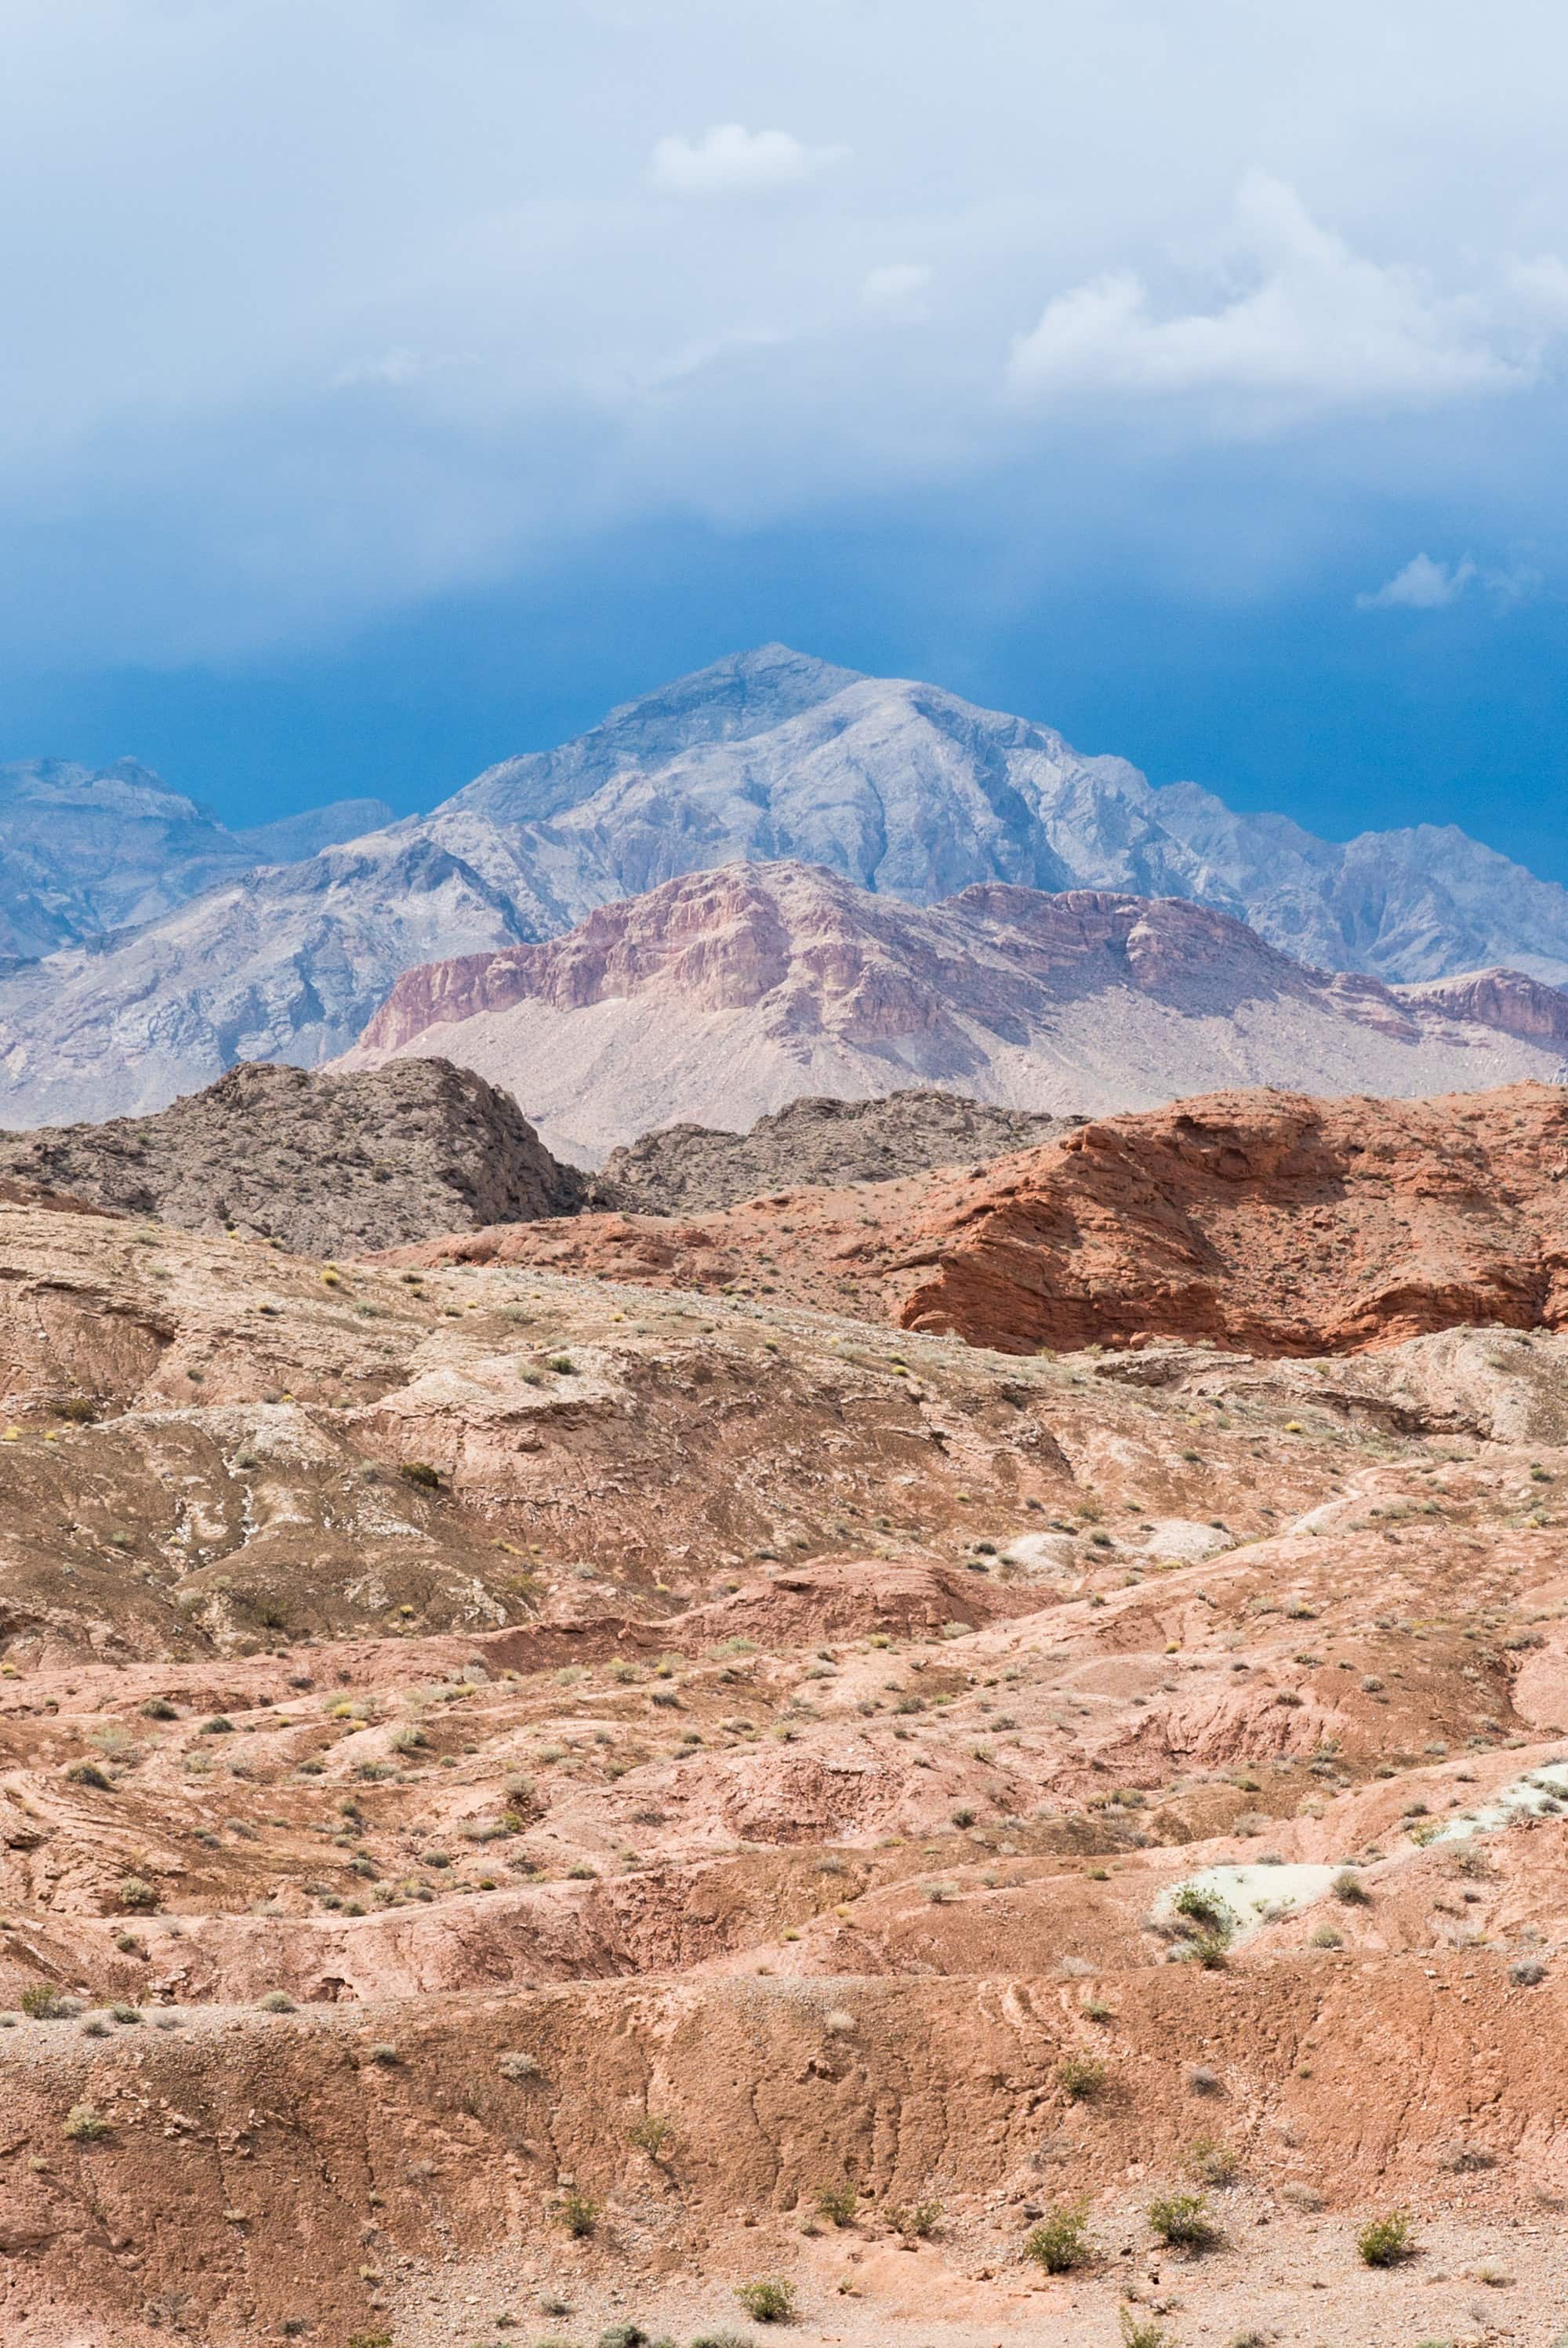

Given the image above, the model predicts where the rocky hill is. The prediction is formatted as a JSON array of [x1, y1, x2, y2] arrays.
[[9, 643, 1568, 1125], [597, 1089, 1076, 1214], [425, 1078, 1568, 1360], [347, 860, 1568, 1160], [0, 1056, 583, 1254], [5, 1129, 1568, 2339]]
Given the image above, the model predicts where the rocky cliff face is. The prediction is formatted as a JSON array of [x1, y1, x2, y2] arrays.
[[0, 1056, 583, 1254], [346, 860, 1568, 1161]]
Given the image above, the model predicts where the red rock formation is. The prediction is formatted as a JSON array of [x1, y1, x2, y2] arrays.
[[397, 1081, 1568, 1358], [891, 1082, 1568, 1353]]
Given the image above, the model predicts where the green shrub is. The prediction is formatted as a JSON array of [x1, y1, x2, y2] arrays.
[[66, 1761, 112, 1790], [1147, 2191, 1217, 2249], [1356, 2208, 1414, 2266], [20, 1984, 64, 2019], [557, 2189, 598, 2237], [1057, 2053, 1107, 2102], [140, 1697, 178, 1721], [816, 2179, 858, 2226], [63, 2102, 108, 2141], [1173, 1885, 1234, 1940], [735, 2278, 794, 2322], [1024, 2201, 1091, 2272], [1333, 1870, 1371, 1906], [627, 2114, 674, 2158], [399, 1460, 442, 1489], [1120, 2312, 1169, 2348], [118, 1876, 155, 1910], [889, 2196, 942, 2238]]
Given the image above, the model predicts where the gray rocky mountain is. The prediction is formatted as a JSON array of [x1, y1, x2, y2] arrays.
[[595, 1090, 1079, 1215], [0, 1056, 584, 1256], [345, 860, 1568, 1163], [4, 643, 1568, 1127], [0, 758, 392, 963]]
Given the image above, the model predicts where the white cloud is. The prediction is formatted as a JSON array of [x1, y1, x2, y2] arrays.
[[1007, 174, 1538, 431], [862, 263, 933, 320], [649, 123, 846, 197], [1356, 552, 1476, 609]]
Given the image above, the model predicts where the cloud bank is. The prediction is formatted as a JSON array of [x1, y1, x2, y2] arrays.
[[3, 1, 1568, 667]]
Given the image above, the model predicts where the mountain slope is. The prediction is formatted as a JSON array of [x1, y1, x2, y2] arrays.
[[7, 642, 1568, 1125], [0, 838, 533, 1126], [0, 759, 392, 963], [345, 860, 1568, 1161]]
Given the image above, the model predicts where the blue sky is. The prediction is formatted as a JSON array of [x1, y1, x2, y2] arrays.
[[5, 0, 1568, 873]]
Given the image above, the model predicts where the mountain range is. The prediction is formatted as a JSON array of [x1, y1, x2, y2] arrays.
[[344, 860, 1568, 1160], [5, 642, 1568, 1130]]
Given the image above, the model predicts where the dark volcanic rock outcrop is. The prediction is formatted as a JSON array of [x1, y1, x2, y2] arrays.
[[0, 1056, 584, 1254], [597, 1089, 1077, 1214]]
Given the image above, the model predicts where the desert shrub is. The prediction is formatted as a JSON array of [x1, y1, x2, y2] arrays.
[[1333, 1870, 1371, 1905], [814, 2178, 858, 2225], [1309, 1923, 1343, 1948], [1356, 2209, 1414, 2266], [1057, 2053, 1107, 2102], [63, 2102, 108, 2141], [546, 1356, 578, 1376], [1186, 2137, 1240, 2186], [598, 2325, 648, 2348], [66, 1761, 112, 1790], [557, 2189, 598, 2237], [924, 1880, 957, 1903], [109, 2001, 143, 2025], [1510, 1955, 1548, 1985], [367, 2042, 400, 2065], [690, 2334, 755, 2348], [1183, 1930, 1229, 1971], [20, 1984, 65, 2019], [140, 1697, 177, 1721], [53, 1396, 97, 1423], [1172, 1885, 1234, 1940], [1023, 2201, 1091, 2272], [1120, 2313, 1169, 2348], [498, 2050, 541, 2082], [951, 1805, 977, 1827], [735, 2279, 793, 2323], [628, 2114, 674, 2158], [399, 1459, 443, 1489], [201, 1715, 235, 1736], [258, 1990, 296, 2014], [118, 1876, 155, 1910], [1147, 2191, 1216, 2249], [889, 2197, 942, 2239]]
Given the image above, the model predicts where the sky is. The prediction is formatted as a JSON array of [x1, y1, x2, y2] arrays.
[[4, 0, 1568, 873]]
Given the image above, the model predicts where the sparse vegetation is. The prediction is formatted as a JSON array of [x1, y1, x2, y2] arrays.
[[1057, 2052, 1108, 2102], [1356, 2208, 1415, 2265], [1024, 2201, 1091, 2272], [556, 2189, 598, 2237], [1147, 2191, 1217, 2249], [63, 2103, 108, 2141], [735, 2280, 794, 2323], [815, 2179, 858, 2225]]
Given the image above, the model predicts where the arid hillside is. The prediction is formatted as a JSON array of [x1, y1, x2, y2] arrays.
[[404, 1081, 1568, 1362], [1, 1146, 1568, 2343]]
